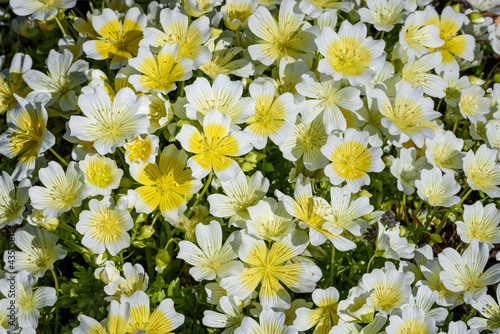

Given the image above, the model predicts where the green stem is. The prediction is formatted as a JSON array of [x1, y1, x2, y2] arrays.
[[177, 80, 186, 98], [54, 16, 68, 36], [366, 254, 377, 273], [452, 113, 461, 133], [187, 171, 213, 218], [51, 269, 60, 334], [436, 98, 443, 112], [262, 147, 267, 177], [49, 148, 68, 167], [328, 246, 336, 286], [486, 60, 500, 81], [145, 247, 155, 279], [235, 30, 241, 47], [458, 188, 473, 208], [435, 211, 451, 235]]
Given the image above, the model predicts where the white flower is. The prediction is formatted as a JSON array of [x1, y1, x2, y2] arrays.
[[447, 321, 479, 334], [468, 288, 500, 333], [438, 239, 500, 304], [486, 121, 500, 152], [124, 134, 160, 165], [459, 85, 491, 123], [406, 285, 448, 325], [0, 172, 30, 228], [177, 221, 243, 281], [246, 198, 294, 241], [10, 0, 76, 21], [104, 262, 149, 301], [235, 308, 297, 334], [29, 161, 88, 218], [359, 0, 407, 32], [386, 306, 438, 334], [390, 147, 430, 195], [294, 287, 340, 333], [456, 201, 500, 248], [444, 71, 473, 107], [202, 295, 245, 333], [79, 153, 123, 197], [399, 11, 444, 58], [415, 168, 461, 207], [94, 261, 120, 285], [467, 0, 500, 13], [401, 53, 447, 98], [424, 130, 464, 174], [463, 144, 500, 198], [419, 258, 458, 307], [376, 222, 415, 260]]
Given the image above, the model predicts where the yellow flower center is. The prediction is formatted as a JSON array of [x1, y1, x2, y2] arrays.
[[86, 160, 114, 188], [395, 320, 430, 334], [331, 141, 371, 180], [326, 36, 372, 77], [126, 136, 152, 162], [371, 283, 402, 312]]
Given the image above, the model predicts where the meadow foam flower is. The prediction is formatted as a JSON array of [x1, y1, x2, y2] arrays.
[[221, 0, 258, 31], [463, 144, 500, 198], [69, 86, 149, 155], [295, 73, 363, 134], [23, 49, 88, 111], [468, 288, 500, 333], [72, 300, 130, 334], [406, 285, 448, 325], [202, 295, 245, 333], [128, 43, 193, 94], [246, 198, 295, 241], [83, 8, 147, 69], [439, 239, 500, 304], [6, 225, 67, 278], [299, 0, 353, 19], [130, 144, 202, 221], [358, 0, 407, 32], [248, 0, 317, 66], [177, 109, 253, 181], [236, 308, 297, 334], [104, 262, 149, 301], [208, 170, 269, 228], [399, 11, 444, 58], [29, 161, 87, 218], [177, 221, 243, 281], [245, 81, 298, 149], [316, 20, 386, 85], [94, 261, 120, 285], [425, 130, 464, 174], [456, 202, 500, 248], [424, 6, 475, 73], [420, 258, 459, 307], [10, 0, 76, 21], [0, 172, 30, 228], [220, 231, 322, 309], [293, 287, 340, 334], [76, 197, 133, 256], [416, 168, 461, 207], [390, 147, 430, 195], [376, 222, 415, 260], [280, 117, 329, 171], [27, 209, 59, 231], [459, 85, 491, 123], [0, 93, 55, 181], [444, 71, 472, 107], [140, 9, 211, 68], [124, 134, 160, 165], [321, 128, 384, 192], [371, 81, 440, 148], [0, 53, 32, 115], [401, 53, 447, 98], [184, 74, 256, 124], [386, 306, 438, 334], [121, 290, 185, 333], [79, 153, 123, 197]]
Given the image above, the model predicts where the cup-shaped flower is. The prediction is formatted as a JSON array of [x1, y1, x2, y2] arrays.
[[456, 201, 500, 249], [11, 0, 76, 21], [79, 153, 124, 197], [235, 308, 297, 334], [359, 0, 407, 32], [221, 0, 258, 30], [246, 198, 295, 241], [0, 171, 30, 228], [424, 130, 464, 174], [386, 306, 438, 334], [463, 144, 500, 198], [73, 300, 130, 334], [415, 168, 461, 207], [104, 262, 149, 301], [294, 287, 341, 334], [0, 53, 32, 115]]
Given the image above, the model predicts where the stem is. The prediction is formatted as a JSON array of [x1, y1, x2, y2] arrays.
[[187, 171, 213, 218], [54, 16, 68, 36], [366, 254, 376, 273], [177, 80, 186, 98], [402, 193, 408, 223], [328, 246, 336, 286], [262, 147, 267, 177], [486, 60, 500, 81], [145, 247, 155, 279], [51, 269, 60, 334], [49, 148, 68, 167], [435, 211, 451, 235], [235, 30, 241, 47], [458, 188, 473, 208], [436, 98, 443, 112], [452, 113, 461, 133]]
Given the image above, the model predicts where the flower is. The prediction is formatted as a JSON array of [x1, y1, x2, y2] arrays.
[[376, 222, 415, 260], [295, 72, 363, 134], [245, 81, 298, 149], [235, 308, 297, 334], [177, 220, 243, 281], [401, 53, 447, 98], [94, 261, 120, 285], [27, 209, 59, 231], [459, 85, 491, 123], [124, 134, 160, 165], [299, 0, 353, 19], [468, 288, 500, 333], [220, 231, 322, 309], [386, 306, 438, 334], [140, 9, 211, 68], [6, 225, 67, 277], [425, 130, 464, 174], [176, 109, 253, 181], [390, 147, 430, 195], [83, 8, 147, 69], [68, 86, 149, 155], [72, 300, 130, 334], [415, 168, 461, 207], [203, 295, 245, 333], [184, 74, 256, 124], [463, 144, 500, 198], [208, 170, 269, 228], [456, 201, 500, 248], [438, 239, 500, 304], [128, 43, 193, 94], [10, 0, 76, 21], [0, 172, 30, 228], [221, 0, 258, 31], [406, 285, 448, 325], [29, 161, 87, 218], [420, 258, 458, 307], [23, 49, 88, 111], [76, 197, 133, 256], [0, 93, 55, 181], [79, 153, 123, 197], [399, 11, 444, 58], [0, 53, 32, 115], [321, 128, 384, 192], [104, 262, 149, 301], [294, 287, 340, 334], [359, 0, 407, 32], [248, 0, 317, 66], [246, 198, 295, 241], [130, 144, 202, 221], [316, 20, 386, 85]]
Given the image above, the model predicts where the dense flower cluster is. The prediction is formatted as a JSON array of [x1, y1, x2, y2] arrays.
[[1, 0, 500, 333]]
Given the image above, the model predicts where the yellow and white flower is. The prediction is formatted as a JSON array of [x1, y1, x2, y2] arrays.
[[415, 168, 460, 207], [456, 201, 500, 248], [459, 85, 491, 123], [220, 231, 322, 309], [246, 198, 295, 241], [6, 225, 67, 278], [321, 128, 384, 192], [294, 287, 340, 334], [424, 6, 476, 73], [399, 11, 444, 58], [390, 147, 430, 195], [128, 43, 193, 94], [425, 130, 464, 174], [104, 262, 149, 301], [386, 306, 438, 334], [406, 285, 448, 325], [11, 0, 76, 21], [69, 86, 149, 155], [401, 53, 447, 98], [0, 93, 55, 181], [124, 134, 160, 165], [358, 0, 407, 32], [0, 172, 30, 228], [248, 0, 317, 66], [79, 153, 123, 197], [76, 197, 133, 256], [26, 209, 59, 231], [177, 109, 253, 181], [202, 295, 245, 333], [371, 81, 440, 148], [245, 81, 298, 149], [404, 0, 432, 11], [83, 8, 147, 69], [376, 222, 415, 260], [469, 288, 500, 333], [438, 239, 500, 304], [72, 300, 130, 334], [419, 258, 458, 307], [316, 20, 386, 85], [178, 221, 243, 281], [208, 170, 269, 228], [121, 290, 185, 334], [235, 308, 296, 334], [443, 71, 473, 107], [130, 144, 202, 221], [295, 73, 363, 134], [184, 0, 220, 18], [463, 144, 500, 198], [94, 261, 120, 285], [142, 93, 174, 132], [141, 9, 211, 68], [184, 74, 256, 124], [299, 0, 353, 19], [221, 0, 258, 31], [29, 161, 88, 218], [0, 53, 32, 115]]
